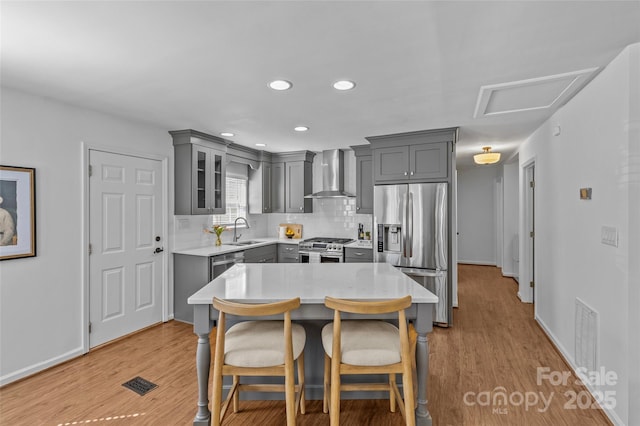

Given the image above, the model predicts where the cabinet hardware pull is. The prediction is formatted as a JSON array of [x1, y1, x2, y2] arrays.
[[404, 171, 408, 176], [410, 171, 414, 175]]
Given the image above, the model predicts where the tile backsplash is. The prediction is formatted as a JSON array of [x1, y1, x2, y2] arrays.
[[267, 198, 372, 239], [172, 198, 372, 251]]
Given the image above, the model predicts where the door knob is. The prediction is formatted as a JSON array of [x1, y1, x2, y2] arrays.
[[154, 247, 164, 254]]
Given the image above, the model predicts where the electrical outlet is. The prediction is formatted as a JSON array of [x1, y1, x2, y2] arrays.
[[601, 226, 618, 247]]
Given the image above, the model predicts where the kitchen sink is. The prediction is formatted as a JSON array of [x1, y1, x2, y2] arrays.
[[226, 240, 262, 246]]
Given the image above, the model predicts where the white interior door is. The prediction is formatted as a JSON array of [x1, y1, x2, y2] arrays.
[[89, 150, 164, 348]]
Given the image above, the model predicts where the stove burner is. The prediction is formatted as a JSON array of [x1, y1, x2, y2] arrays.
[[302, 237, 353, 244]]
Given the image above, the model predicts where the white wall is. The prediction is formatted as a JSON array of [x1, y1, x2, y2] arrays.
[[0, 87, 173, 385], [502, 161, 519, 277], [456, 166, 498, 265], [517, 43, 639, 425]]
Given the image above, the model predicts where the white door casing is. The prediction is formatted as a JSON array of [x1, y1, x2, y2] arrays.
[[88, 150, 164, 348], [526, 163, 535, 304]]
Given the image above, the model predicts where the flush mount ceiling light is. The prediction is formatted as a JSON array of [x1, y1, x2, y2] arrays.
[[333, 80, 355, 91], [220, 132, 234, 137], [268, 80, 292, 91], [294, 126, 309, 132], [255, 143, 266, 147], [474, 146, 501, 165]]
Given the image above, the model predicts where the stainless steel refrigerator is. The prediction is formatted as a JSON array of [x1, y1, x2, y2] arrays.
[[374, 183, 451, 325]]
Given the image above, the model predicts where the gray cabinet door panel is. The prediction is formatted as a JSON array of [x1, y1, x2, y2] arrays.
[[374, 146, 409, 182], [356, 156, 373, 214], [272, 162, 285, 213], [411, 142, 448, 180]]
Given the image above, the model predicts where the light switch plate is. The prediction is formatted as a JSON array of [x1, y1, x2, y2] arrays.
[[601, 226, 618, 247]]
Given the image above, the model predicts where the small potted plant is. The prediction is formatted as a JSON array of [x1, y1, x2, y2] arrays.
[[205, 224, 227, 246], [365, 231, 371, 240]]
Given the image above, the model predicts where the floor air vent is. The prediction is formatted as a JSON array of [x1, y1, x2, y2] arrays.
[[122, 376, 158, 396], [575, 298, 598, 373]]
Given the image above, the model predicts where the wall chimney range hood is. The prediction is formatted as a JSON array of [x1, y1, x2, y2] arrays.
[[304, 149, 355, 198]]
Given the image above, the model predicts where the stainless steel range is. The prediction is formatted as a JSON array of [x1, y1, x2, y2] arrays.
[[298, 237, 354, 263]]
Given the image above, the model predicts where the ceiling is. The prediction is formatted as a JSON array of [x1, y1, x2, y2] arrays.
[[2, 1, 639, 169]]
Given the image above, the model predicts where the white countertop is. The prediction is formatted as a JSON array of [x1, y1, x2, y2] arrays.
[[345, 240, 373, 249], [173, 237, 299, 257], [188, 262, 438, 305]]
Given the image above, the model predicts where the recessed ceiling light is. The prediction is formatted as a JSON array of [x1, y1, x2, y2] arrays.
[[255, 143, 267, 147], [333, 80, 356, 91], [220, 132, 234, 137], [268, 80, 292, 91], [294, 126, 309, 132]]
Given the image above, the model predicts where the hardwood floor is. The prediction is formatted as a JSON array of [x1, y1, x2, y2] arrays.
[[0, 265, 611, 425]]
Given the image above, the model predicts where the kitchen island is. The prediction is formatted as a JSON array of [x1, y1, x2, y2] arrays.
[[188, 262, 438, 426]]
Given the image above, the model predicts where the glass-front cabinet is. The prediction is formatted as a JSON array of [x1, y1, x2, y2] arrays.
[[171, 129, 227, 215], [192, 145, 225, 214]]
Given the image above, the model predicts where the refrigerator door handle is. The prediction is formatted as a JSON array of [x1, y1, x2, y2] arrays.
[[403, 191, 409, 258], [408, 191, 414, 258]]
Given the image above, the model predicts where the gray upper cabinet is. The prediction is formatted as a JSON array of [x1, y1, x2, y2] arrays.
[[249, 159, 272, 214], [285, 161, 312, 213], [351, 145, 373, 214], [271, 162, 285, 213], [366, 128, 457, 184], [272, 151, 315, 213], [372, 146, 410, 182], [171, 130, 227, 215]]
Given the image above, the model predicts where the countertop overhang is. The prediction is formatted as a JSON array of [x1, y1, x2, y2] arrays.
[[188, 262, 438, 305]]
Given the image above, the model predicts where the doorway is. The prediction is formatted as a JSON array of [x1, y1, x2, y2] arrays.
[[86, 149, 167, 349], [524, 162, 535, 304]]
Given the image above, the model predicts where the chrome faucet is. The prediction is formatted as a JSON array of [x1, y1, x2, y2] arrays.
[[233, 217, 250, 242]]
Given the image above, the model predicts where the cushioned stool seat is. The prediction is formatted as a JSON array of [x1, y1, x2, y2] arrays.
[[225, 321, 306, 367], [321, 320, 400, 366]]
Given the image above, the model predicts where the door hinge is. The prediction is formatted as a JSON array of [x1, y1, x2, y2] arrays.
[[530, 281, 535, 288], [530, 231, 535, 238], [89, 165, 93, 177], [89, 244, 92, 255], [89, 322, 92, 333], [530, 180, 535, 188]]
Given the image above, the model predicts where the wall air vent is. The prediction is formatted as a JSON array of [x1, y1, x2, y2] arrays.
[[474, 68, 599, 118]]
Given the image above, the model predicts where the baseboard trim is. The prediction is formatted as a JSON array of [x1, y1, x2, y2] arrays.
[[457, 260, 497, 266], [535, 317, 621, 426], [0, 347, 84, 387]]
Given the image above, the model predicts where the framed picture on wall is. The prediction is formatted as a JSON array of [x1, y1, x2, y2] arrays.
[[0, 166, 36, 260]]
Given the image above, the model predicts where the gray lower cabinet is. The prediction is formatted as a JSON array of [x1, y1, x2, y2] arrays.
[[244, 244, 277, 263], [278, 244, 299, 263], [344, 247, 373, 263], [174, 254, 210, 323]]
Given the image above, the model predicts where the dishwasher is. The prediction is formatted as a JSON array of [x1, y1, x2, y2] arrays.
[[210, 251, 245, 280]]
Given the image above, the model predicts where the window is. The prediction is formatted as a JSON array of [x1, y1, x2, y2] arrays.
[[212, 163, 248, 226]]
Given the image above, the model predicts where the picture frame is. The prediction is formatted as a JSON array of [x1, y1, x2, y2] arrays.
[[0, 166, 36, 260]]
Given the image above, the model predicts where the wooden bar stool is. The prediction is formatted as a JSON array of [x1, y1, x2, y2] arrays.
[[211, 297, 306, 426], [322, 295, 415, 426]]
